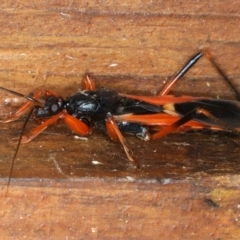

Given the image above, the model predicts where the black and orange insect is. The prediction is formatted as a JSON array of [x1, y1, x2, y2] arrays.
[[1, 50, 240, 188]]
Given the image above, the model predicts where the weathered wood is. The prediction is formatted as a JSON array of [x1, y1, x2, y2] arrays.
[[0, 1, 240, 239], [1, 176, 240, 239]]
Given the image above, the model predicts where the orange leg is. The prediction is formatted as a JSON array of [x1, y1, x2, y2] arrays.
[[1, 89, 59, 123], [113, 113, 207, 128], [158, 52, 203, 96], [18, 110, 90, 143], [84, 74, 96, 91], [150, 109, 207, 140], [150, 107, 238, 140], [158, 50, 240, 99], [63, 111, 91, 135], [106, 114, 140, 168]]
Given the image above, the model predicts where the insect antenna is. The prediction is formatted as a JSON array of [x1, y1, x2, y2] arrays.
[[0, 86, 42, 105], [0, 86, 43, 195], [5, 107, 36, 196]]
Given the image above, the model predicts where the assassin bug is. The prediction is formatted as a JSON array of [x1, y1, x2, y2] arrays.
[[1, 50, 240, 189]]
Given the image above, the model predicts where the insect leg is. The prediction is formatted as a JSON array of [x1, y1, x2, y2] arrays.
[[16, 110, 91, 144], [1, 89, 59, 123], [15, 111, 65, 143], [150, 108, 239, 140], [114, 113, 208, 129], [6, 110, 90, 194], [203, 50, 240, 100], [159, 50, 240, 99], [63, 110, 91, 135], [83, 74, 96, 90], [105, 114, 140, 168], [158, 52, 203, 96]]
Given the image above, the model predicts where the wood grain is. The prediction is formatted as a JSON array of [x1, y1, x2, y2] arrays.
[[1, 176, 240, 239], [0, 1, 240, 239]]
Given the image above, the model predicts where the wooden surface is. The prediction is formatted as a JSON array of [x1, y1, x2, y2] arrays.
[[0, 1, 240, 239], [1, 176, 240, 239]]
